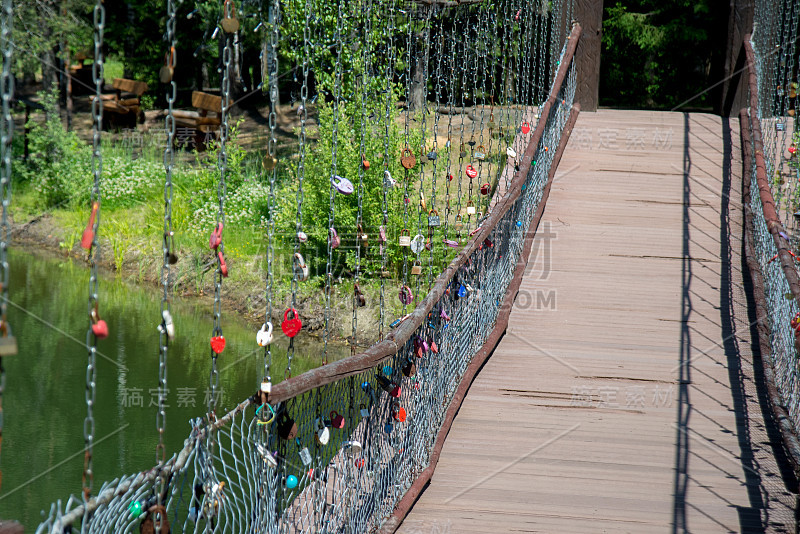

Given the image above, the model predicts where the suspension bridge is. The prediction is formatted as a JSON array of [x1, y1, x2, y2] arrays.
[[0, 0, 798, 532]]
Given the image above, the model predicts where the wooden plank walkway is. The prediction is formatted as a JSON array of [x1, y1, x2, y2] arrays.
[[398, 110, 796, 533]]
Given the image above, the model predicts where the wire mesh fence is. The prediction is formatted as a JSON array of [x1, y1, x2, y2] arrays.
[[35, 3, 579, 533]]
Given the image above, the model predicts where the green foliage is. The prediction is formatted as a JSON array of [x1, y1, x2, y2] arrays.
[[600, 0, 717, 109]]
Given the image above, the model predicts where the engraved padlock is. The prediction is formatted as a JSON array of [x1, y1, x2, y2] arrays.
[[454, 214, 464, 232], [398, 229, 411, 247], [411, 260, 422, 276], [400, 147, 417, 169], [428, 208, 440, 227], [296, 438, 313, 466], [474, 145, 486, 160], [466, 165, 478, 179]]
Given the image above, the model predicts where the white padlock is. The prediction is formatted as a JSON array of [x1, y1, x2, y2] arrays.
[[294, 252, 310, 281], [260, 378, 272, 394], [410, 233, 425, 255], [384, 170, 397, 188], [342, 440, 363, 456], [359, 403, 369, 417], [257, 322, 273, 347], [255, 443, 277, 468], [297, 440, 313, 466], [315, 417, 330, 446], [158, 309, 175, 340], [506, 147, 517, 158]]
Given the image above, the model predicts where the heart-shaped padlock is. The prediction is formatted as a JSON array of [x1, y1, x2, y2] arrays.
[[89, 306, 108, 339], [331, 175, 354, 195], [221, 0, 240, 33], [480, 183, 491, 195], [81, 202, 99, 250], [282, 309, 302, 337], [209, 222, 223, 250], [257, 322, 273, 346], [398, 285, 413, 305], [294, 252, 309, 281], [521, 121, 531, 134], [262, 154, 277, 171], [410, 233, 425, 254], [210, 335, 226, 354], [400, 147, 417, 169], [330, 410, 345, 429], [466, 165, 478, 179]]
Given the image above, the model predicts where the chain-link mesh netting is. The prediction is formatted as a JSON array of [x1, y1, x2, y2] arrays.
[[745, 0, 800, 467], [36, 5, 577, 534]]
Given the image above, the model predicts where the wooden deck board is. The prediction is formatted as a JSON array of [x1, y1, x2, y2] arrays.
[[397, 110, 796, 533]]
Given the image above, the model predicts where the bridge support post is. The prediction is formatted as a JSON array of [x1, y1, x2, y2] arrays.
[[574, 0, 603, 112]]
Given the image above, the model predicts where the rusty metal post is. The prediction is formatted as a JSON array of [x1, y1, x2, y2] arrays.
[[573, 0, 602, 111]]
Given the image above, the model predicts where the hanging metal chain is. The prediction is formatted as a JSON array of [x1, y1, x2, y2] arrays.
[[324, 0, 345, 366], [379, 3, 396, 341], [442, 9, 457, 243], [0, 0, 12, 496], [264, 0, 281, 388], [455, 7, 469, 237], [401, 4, 413, 305], [428, 8, 443, 287], [83, 0, 104, 505], [154, 2, 177, 529], [413, 5, 432, 300], [288, 0, 310, 380]]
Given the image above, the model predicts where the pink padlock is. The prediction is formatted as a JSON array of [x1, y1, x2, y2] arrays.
[[218, 250, 228, 277], [209, 222, 223, 250], [90, 306, 109, 339], [330, 227, 341, 249]]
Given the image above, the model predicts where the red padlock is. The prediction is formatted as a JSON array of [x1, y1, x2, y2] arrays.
[[218, 250, 228, 277], [209, 222, 223, 250], [330, 410, 345, 429], [447, 173, 454, 182], [480, 183, 491, 195], [81, 202, 99, 250], [393, 403, 407, 422], [282, 309, 302, 337], [466, 165, 478, 179], [355, 458, 365, 468], [429, 339, 439, 354], [210, 335, 226, 354], [521, 121, 531, 134], [90, 306, 108, 339], [389, 385, 401, 398]]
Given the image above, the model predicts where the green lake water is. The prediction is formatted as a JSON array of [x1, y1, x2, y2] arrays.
[[0, 249, 347, 530]]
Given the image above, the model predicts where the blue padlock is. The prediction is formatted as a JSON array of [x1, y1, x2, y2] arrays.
[[458, 285, 467, 298], [384, 422, 393, 434]]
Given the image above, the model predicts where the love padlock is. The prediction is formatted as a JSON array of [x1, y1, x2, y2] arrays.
[[474, 145, 486, 160], [297, 231, 308, 243], [282, 309, 302, 337], [362, 154, 370, 169], [521, 121, 531, 134], [355, 283, 366, 307], [277, 410, 298, 440], [506, 146, 517, 158], [398, 285, 414, 305], [210, 335, 225, 354], [330, 227, 341, 249], [262, 154, 277, 171], [294, 252, 309, 281], [414, 336, 428, 357], [427, 150, 437, 161], [342, 440, 362, 456], [81, 202, 99, 250], [209, 222, 223, 250], [392, 402, 407, 422], [429, 338, 439, 354], [379, 225, 387, 242], [90, 306, 109, 339], [0, 320, 17, 356], [157, 309, 175, 340], [480, 183, 491, 195], [410, 233, 425, 254], [330, 410, 345, 429], [140, 504, 170, 534], [296, 438, 313, 467], [331, 175, 354, 195], [440, 307, 451, 321], [257, 322, 273, 346], [260, 378, 272, 394], [218, 250, 229, 277], [428, 209, 441, 227], [400, 147, 417, 169], [359, 403, 370, 417], [466, 165, 478, 179], [315, 417, 330, 445], [221, 0, 240, 33], [466, 201, 476, 215], [159, 46, 176, 84], [398, 229, 411, 247], [467, 137, 476, 147], [384, 422, 394, 434], [384, 170, 397, 188], [459, 142, 467, 158], [358, 224, 369, 249], [402, 358, 417, 378], [488, 112, 496, 130], [411, 260, 422, 275], [419, 190, 426, 210], [443, 237, 459, 248]]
